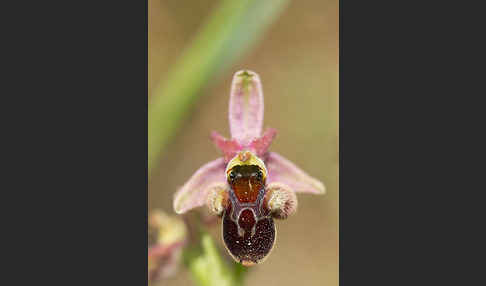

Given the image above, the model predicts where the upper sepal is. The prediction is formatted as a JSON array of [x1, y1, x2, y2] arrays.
[[229, 70, 264, 145]]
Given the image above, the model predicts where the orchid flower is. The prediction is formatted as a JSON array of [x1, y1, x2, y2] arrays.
[[173, 70, 325, 266], [148, 209, 188, 281]]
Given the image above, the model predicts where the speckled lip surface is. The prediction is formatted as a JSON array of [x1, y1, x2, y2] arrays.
[[223, 161, 276, 265], [222, 203, 275, 265]]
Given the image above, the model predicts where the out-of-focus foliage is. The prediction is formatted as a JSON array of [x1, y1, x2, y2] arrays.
[[184, 233, 247, 286]]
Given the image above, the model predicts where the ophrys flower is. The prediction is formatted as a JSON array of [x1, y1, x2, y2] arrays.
[[148, 209, 187, 281], [173, 70, 325, 266]]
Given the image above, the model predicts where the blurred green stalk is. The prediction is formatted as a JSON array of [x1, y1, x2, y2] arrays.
[[148, 0, 290, 174], [185, 232, 247, 286]]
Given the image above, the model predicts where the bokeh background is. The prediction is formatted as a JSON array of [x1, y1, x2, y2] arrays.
[[149, 0, 338, 285]]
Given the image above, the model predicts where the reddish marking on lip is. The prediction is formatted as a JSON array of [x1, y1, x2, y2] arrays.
[[231, 177, 262, 203], [238, 209, 256, 235], [228, 165, 264, 203], [222, 203, 276, 265]]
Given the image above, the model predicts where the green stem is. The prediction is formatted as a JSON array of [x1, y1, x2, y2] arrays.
[[184, 232, 247, 286]]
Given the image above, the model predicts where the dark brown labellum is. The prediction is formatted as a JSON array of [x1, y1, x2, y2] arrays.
[[222, 202, 276, 266], [223, 163, 276, 265]]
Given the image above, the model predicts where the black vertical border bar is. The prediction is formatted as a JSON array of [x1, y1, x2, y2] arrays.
[[5, 0, 148, 283], [144, 0, 149, 284], [64, 0, 149, 284], [338, 0, 472, 284], [340, 0, 412, 284]]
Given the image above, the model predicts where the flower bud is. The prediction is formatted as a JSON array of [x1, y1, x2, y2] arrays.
[[148, 209, 187, 281]]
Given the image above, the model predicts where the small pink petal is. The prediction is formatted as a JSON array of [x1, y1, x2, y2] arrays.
[[249, 128, 277, 157], [173, 158, 227, 214], [229, 70, 264, 145], [266, 152, 326, 195], [210, 131, 242, 162]]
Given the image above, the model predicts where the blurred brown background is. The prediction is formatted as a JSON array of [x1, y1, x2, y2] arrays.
[[149, 0, 338, 285]]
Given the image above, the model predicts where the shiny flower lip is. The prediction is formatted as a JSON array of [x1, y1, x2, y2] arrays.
[[173, 70, 325, 266]]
